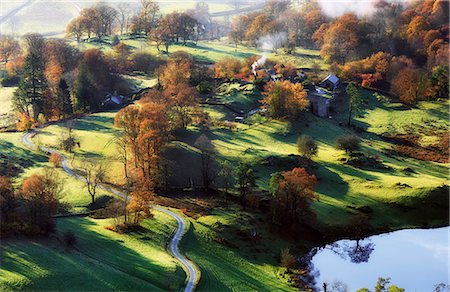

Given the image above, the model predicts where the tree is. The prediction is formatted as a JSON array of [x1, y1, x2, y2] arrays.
[[0, 35, 20, 65], [346, 82, 365, 126], [94, 3, 118, 38], [297, 135, 318, 159], [214, 57, 243, 79], [49, 153, 63, 167], [390, 67, 425, 105], [0, 176, 16, 223], [427, 64, 448, 99], [165, 83, 199, 128], [317, 13, 361, 63], [195, 134, 216, 191], [236, 161, 257, 210], [127, 187, 153, 225], [57, 78, 73, 117], [115, 105, 141, 167], [219, 160, 235, 202], [80, 160, 105, 205], [270, 168, 318, 230], [261, 80, 309, 119], [280, 248, 296, 269], [336, 135, 360, 154], [130, 0, 160, 35], [117, 3, 132, 36], [20, 169, 62, 232], [59, 121, 79, 153], [66, 18, 84, 42], [13, 33, 48, 120]]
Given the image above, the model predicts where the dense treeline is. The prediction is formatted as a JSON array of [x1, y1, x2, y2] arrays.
[[229, 0, 448, 104], [4, 33, 161, 129], [66, 0, 227, 47]]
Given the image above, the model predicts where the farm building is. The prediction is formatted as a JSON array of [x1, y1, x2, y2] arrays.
[[102, 92, 129, 108], [307, 86, 334, 117], [320, 74, 340, 91]]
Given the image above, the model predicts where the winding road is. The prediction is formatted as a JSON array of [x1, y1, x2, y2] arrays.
[[22, 130, 199, 292]]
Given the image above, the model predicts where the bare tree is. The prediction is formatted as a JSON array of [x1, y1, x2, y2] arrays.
[[0, 35, 21, 65], [117, 3, 132, 35], [80, 160, 105, 205]]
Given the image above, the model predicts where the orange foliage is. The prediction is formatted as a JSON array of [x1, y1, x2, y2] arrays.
[[262, 80, 309, 119], [214, 57, 244, 79], [49, 153, 63, 167], [16, 112, 34, 131]]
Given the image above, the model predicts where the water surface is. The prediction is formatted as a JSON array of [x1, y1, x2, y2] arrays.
[[311, 227, 449, 291]]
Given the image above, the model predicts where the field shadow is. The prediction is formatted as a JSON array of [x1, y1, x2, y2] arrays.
[[72, 116, 116, 133], [315, 163, 350, 199], [59, 217, 184, 289]]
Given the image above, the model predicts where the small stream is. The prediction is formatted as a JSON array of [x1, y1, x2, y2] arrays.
[[310, 226, 449, 291]]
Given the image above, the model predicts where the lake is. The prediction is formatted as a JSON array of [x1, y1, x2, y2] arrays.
[[311, 226, 449, 291]]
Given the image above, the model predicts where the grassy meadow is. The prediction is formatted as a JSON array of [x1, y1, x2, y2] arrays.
[[1, 212, 185, 291]]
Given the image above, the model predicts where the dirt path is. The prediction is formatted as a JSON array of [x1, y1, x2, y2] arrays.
[[22, 130, 199, 292]]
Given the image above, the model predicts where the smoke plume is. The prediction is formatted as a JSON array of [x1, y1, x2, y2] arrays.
[[256, 31, 288, 52], [316, 0, 411, 18]]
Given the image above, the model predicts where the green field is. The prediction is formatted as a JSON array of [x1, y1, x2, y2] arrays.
[[1, 212, 185, 291], [73, 38, 328, 69], [181, 208, 296, 291]]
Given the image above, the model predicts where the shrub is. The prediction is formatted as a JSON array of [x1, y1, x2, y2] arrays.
[[63, 230, 77, 247], [0, 75, 20, 87], [49, 153, 63, 167], [16, 113, 34, 131], [280, 248, 296, 269], [111, 35, 120, 46], [297, 135, 318, 159], [336, 135, 360, 154], [196, 80, 213, 94]]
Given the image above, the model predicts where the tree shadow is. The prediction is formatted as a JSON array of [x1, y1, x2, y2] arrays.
[[314, 163, 350, 199]]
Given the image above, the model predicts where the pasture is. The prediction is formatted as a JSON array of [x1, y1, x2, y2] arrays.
[[0, 212, 185, 291]]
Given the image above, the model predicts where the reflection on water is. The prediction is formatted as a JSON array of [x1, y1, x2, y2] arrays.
[[311, 227, 450, 291]]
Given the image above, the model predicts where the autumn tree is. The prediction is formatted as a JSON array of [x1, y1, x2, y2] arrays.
[[316, 13, 362, 63], [270, 168, 318, 231], [159, 56, 199, 128], [127, 187, 154, 225], [214, 57, 243, 80], [164, 83, 199, 128], [390, 67, 427, 104], [49, 153, 63, 167], [115, 105, 141, 167], [20, 169, 62, 233], [261, 80, 309, 119], [136, 101, 171, 189]]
